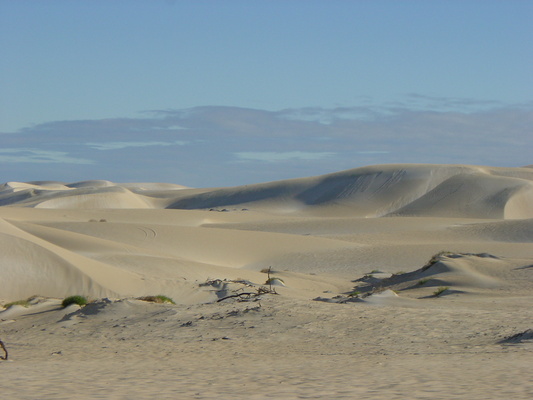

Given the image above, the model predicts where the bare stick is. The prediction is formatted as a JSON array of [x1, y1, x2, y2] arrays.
[[0, 339, 8, 361], [217, 292, 256, 302]]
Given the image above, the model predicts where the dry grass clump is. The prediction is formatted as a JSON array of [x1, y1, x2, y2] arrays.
[[3, 298, 32, 308], [422, 251, 454, 271]]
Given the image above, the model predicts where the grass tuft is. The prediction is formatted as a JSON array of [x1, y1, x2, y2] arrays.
[[433, 286, 449, 297], [137, 295, 176, 305], [4, 299, 31, 308], [422, 251, 454, 271], [62, 295, 88, 308]]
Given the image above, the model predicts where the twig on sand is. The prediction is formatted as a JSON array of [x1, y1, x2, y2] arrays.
[[217, 286, 277, 302], [0, 339, 8, 361], [216, 267, 279, 302], [217, 292, 258, 302]]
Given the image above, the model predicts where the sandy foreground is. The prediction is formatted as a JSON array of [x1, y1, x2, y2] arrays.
[[1, 164, 532, 399]]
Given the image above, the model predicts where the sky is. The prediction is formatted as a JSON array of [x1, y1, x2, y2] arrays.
[[1, 0, 532, 187]]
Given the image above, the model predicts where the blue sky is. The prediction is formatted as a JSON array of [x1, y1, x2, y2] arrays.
[[1, 0, 532, 187]]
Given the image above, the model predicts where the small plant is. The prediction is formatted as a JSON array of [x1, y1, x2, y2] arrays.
[[255, 267, 281, 294], [348, 290, 361, 298], [423, 251, 454, 270], [418, 278, 430, 286], [137, 295, 175, 304], [433, 286, 449, 297], [4, 298, 31, 308], [62, 295, 88, 307]]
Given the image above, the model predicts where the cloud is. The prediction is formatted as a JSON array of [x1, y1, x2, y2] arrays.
[[277, 106, 386, 124], [85, 141, 187, 150], [235, 151, 336, 162], [0, 149, 93, 164], [1, 101, 532, 186], [399, 93, 505, 110]]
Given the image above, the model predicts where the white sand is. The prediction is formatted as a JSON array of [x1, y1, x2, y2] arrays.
[[0, 164, 532, 399]]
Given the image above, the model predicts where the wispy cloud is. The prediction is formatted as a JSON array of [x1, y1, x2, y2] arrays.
[[85, 141, 187, 150], [382, 93, 511, 113], [0, 149, 93, 164], [235, 151, 335, 162]]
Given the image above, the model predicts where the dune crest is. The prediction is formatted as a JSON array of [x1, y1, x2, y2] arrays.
[[1, 164, 532, 219]]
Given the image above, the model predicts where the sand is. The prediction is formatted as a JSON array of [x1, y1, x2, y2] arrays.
[[0, 164, 532, 399]]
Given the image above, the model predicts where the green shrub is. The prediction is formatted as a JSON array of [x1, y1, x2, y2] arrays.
[[418, 278, 430, 286], [137, 295, 175, 304], [62, 295, 88, 307]]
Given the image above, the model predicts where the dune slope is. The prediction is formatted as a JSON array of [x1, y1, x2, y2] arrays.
[[0, 163, 532, 302], [1, 164, 532, 218]]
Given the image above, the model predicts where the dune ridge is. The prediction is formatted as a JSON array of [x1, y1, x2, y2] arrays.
[[1, 164, 532, 218]]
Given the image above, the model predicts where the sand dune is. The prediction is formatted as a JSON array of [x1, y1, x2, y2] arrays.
[[1, 163, 532, 399], [1, 163, 532, 300], [161, 164, 533, 218], [2, 164, 532, 218], [356, 252, 533, 298]]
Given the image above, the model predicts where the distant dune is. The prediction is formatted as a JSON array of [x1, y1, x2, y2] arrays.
[[2, 164, 532, 218]]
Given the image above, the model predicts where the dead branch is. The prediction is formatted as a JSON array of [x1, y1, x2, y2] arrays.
[[0, 339, 8, 361], [217, 292, 257, 302], [216, 285, 278, 302]]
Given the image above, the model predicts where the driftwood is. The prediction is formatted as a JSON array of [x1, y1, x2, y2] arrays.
[[0, 339, 8, 361]]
